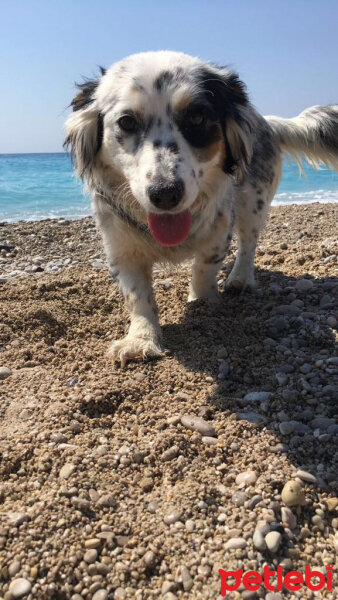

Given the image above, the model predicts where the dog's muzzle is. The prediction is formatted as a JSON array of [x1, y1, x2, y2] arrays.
[[147, 178, 185, 211]]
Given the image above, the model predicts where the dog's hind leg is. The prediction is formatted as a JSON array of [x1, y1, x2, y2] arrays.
[[188, 209, 233, 302]]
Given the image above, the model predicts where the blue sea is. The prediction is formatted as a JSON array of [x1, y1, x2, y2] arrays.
[[0, 152, 338, 223]]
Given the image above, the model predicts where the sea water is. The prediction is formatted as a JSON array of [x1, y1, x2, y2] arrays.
[[0, 152, 337, 223]]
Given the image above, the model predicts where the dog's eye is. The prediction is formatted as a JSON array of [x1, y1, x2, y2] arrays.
[[188, 112, 206, 127], [118, 115, 139, 132]]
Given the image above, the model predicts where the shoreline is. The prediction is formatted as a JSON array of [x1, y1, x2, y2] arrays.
[[1, 198, 338, 226], [0, 202, 337, 599]]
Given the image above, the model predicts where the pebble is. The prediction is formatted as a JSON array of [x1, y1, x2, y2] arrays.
[[8, 560, 21, 577], [294, 469, 317, 484], [59, 463, 75, 480], [281, 481, 305, 506], [164, 511, 182, 525], [281, 507, 297, 529], [235, 471, 257, 486], [202, 436, 218, 445], [0, 366, 12, 380], [84, 538, 101, 549], [92, 591, 108, 600], [114, 589, 126, 600], [320, 294, 333, 308], [265, 531, 282, 553], [243, 391, 271, 402], [84, 549, 98, 563], [7, 512, 30, 527], [143, 550, 156, 567], [325, 498, 338, 511], [231, 491, 247, 506], [139, 477, 154, 492], [181, 565, 193, 591], [8, 578, 32, 598], [161, 446, 179, 461], [236, 411, 265, 424], [327, 315, 337, 327], [253, 529, 266, 551], [295, 278, 314, 292], [225, 537, 247, 550], [181, 415, 216, 437], [279, 421, 294, 435]]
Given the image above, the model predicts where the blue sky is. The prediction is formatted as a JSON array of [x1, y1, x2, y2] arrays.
[[1, 0, 337, 153]]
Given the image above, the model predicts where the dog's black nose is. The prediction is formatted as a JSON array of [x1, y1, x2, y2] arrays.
[[148, 179, 184, 210]]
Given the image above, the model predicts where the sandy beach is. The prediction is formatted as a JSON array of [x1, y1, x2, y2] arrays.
[[0, 202, 337, 599]]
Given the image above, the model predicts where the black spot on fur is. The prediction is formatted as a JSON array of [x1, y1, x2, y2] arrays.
[[154, 71, 174, 91], [194, 66, 251, 173], [166, 141, 179, 153], [176, 102, 221, 149], [191, 169, 196, 178], [157, 118, 162, 127], [257, 198, 264, 210], [70, 68, 105, 111], [153, 140, 162, 148]]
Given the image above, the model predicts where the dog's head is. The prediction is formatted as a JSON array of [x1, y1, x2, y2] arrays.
[[65, 51, 253, 245]]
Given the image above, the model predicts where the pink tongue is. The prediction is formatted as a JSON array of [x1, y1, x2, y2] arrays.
[[147, 210, 192, 246]]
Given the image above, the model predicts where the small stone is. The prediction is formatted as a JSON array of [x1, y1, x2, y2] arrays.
[[84, 549, 98, 563], [243, 391, 271, 402], [164, 510, 182, 525], [253, 529, 266, 551], [265, 531, 282, 553], [9, 578, 32, 598], [281, 507, 297, 529], [59, 463, 75, 480], [7, 512, 30, 527], [143, 550, 156, 567], [8, 560, 21, 577], [84, 538, 101, 549], [281, 481, 305, 507], [225, 537, 247, 550], [181, 565, 193, 591], [181, 415, 216, 437], [139, 477, 154, 492], [92, 591, 108, 600], [231, 491, 247, 506], [325, 498, 338, 512], [295, 279, 314, 292], [147, 501, 159, 513], [236, 411, 265, 424], [294, 470, 317, 484], [235, 471, 257, 486], [96, 494, 116, 508], [279, 422, 294, 435], [0, 366, 12, 380], [201, 436, 218, 445], [320, 294, 333, 307], [161, 446, 179, 461], [114, 588, 126, 600]]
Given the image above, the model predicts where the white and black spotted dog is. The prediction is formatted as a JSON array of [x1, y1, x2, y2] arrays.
[[65, 51, 338, 366]]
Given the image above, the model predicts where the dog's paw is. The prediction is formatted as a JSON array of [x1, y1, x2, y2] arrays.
[[188, 286, 221, 303], [225, 270, 256, 291], [108, 335, 164, 367]]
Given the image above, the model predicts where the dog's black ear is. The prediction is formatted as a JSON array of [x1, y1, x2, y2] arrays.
[[196, 65, 254, 178], [64, 69, 105, 178]]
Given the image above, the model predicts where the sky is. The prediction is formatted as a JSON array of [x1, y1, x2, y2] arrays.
[[0, 0, 337, 153]]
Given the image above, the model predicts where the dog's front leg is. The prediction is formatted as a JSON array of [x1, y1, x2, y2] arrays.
[[108, 259, 163, 367]]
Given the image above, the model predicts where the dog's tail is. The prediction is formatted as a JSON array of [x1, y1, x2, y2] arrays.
[[265, 105, 338, 172]]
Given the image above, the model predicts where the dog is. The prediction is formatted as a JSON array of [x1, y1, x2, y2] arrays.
[[64, 51, 338, 366]]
